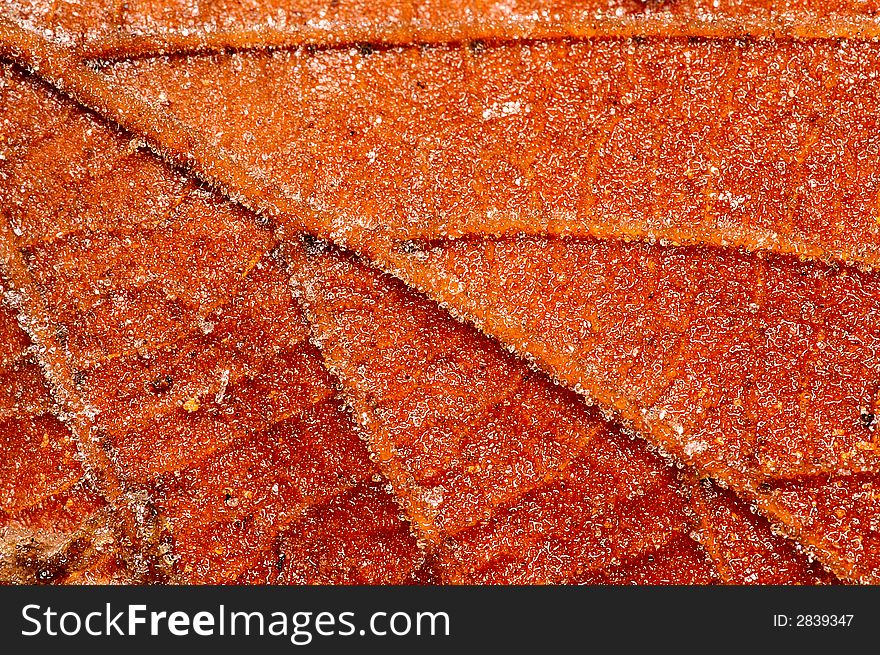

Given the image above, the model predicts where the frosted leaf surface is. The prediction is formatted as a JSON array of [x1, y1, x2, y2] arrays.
[[0, 23, 847, 584], [287, 240, 830, 584], [241, 480, 433, 585], [101, 38, 880, 267], [0, 275, 134, 584], [689, 480, 834, 584], [7, 0, 880, 58], [383, 236, 880, 582], [576, 533, 718, 585], [0, 63, 275, 365], [0, 64, 426, 583], [385, 237, 880, 478], [0, 279, 81, 515]]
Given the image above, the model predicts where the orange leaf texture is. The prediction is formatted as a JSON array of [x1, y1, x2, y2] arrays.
[[1, 273, 134, 583], [0, 2, 876, 585], [7, 0, 880, 58], [98, 39, 880, 267]]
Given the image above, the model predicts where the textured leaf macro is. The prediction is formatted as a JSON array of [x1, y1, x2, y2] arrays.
[[1, 1, 878, 585]]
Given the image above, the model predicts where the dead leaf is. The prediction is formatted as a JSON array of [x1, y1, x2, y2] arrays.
[[383, 236, 880, 582], [285, 238, 830, 583], [92, 37, 880, 268], [0, 62, 429, 583], [0, 10, 865, 585], [7, 0, 880, 60], [0, 274, 134, 584], [0, 51, 832, 585]]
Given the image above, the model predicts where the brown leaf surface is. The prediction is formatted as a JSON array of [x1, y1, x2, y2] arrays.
[[10, 20, 880, 267], [0, 62, 428, 584], [0, 12, 866, 585], [96, 39, 880, 268], [379, 236, 880, 582], [688, 479, 835, 584], [6, 26, 873, 580], [7, 0, 880, 61], [381, 238, 880, 478], [0, 46, 837, 584], [0, 274, 134, 584], [285, 238, 830, 584]]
